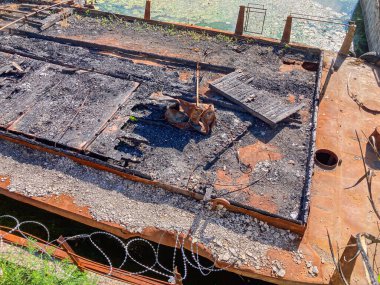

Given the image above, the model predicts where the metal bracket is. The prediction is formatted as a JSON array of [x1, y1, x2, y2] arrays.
[[244, 3, 266, 35]]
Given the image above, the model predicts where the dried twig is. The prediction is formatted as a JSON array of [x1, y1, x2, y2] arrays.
[[356, 233, 379, 285], [196, 62, 200, 106], [356, 130, 380, 220], [327, 229, 350, 285], [216, 170, 269, 198]]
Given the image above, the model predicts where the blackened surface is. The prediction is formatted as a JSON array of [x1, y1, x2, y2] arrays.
[[0, 27, 318, 220]]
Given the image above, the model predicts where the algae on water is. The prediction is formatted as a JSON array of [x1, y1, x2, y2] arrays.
[[95, 0, 360, 52]]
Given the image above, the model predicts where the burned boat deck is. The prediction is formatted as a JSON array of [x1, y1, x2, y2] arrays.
[[0, 25, 319, 231]]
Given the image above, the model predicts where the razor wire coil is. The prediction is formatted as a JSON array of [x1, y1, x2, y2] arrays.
[[0, 215, 229, 283]]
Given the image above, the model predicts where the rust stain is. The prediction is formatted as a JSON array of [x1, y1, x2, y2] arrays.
[[279, 61, 304, 73], [0, 175, 10, 189], [179, 70, 192, 82], [214, 141, 282, 213], [215, 169, 234, 191], [62, 34, 184, 59], [215, 170, 278, 213], [299, 108, 310, 124], [248, 193, 278, 213], [35, 194, 92, 218], [238, 141, 283, 167], [131, 58, 163, 67], [288, 94, 296, 104], [98, 50, 163, 67]]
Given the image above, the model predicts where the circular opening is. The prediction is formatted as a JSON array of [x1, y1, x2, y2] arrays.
[[315, 149, 339, 170]]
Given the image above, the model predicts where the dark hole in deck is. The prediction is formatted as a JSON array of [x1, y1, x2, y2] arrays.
[[315, 149, 338, 170], [301, 62, 319, 72]]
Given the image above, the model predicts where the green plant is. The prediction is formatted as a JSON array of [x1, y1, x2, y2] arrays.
[[185, 30, 202, 41], [129, 115, 138, 122], [215, 33, 235, 43], [0, 238, 97, 285], [100, 16, 109, 26], [165, 25, 178, 36]]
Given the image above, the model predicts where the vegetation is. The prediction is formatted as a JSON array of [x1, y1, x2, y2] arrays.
[[129, 115, 138, 122], [0, 239, 97, 285]]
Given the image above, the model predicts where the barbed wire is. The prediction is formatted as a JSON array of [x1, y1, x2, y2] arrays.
[[0, 214, 229, 284]]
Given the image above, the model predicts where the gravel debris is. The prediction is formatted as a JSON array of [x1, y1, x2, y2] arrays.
[[0, 140, 301, 269], [271, 260, 286, 278]]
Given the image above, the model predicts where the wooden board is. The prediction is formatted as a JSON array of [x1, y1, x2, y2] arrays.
[[210, 71, 304, 127], [3, 63, 139, 150], [40, 8, 73, 31]]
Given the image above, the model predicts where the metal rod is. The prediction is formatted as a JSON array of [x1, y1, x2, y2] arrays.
[[291, 16, 347, 26], [291, 12, 346, 22], [196, 62, 200, 106]]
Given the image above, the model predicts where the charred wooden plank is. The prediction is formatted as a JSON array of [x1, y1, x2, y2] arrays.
[[58, 80, 139, 149], [209, 71, 304, 126], [0, 14, 43, 26], [5, 63, 139, 150], [40, 8, 73, 31]]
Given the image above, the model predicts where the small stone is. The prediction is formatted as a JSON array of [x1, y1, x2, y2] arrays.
[[308, 265, 319, 277], [290, 211, 298, 219], [277, 269, 286, 277], [289, 233, 297, 241]]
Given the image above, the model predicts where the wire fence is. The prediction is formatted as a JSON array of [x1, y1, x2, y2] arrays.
[[0, 214, 230, 284]]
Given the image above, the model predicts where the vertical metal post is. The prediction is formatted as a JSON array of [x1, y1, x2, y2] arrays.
[[144, 0, 151, 20], [338, 23, 356, 56], [58, 236, 84, 272], [235, 6, 245, 35], [174, 267, 183, 285], [281, 15, 293, 44]]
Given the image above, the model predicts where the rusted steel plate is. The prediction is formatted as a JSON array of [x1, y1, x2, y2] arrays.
[[0, 176, 311, 284], [210, 70, 304, 127]]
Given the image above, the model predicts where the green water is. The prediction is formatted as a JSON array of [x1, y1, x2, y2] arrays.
[[95, 0, 361, 52]]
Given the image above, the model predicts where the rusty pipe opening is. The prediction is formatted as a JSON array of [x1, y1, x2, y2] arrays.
[[315, 149, 339, 170]]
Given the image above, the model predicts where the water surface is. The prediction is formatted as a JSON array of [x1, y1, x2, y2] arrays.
[[96, 0, 359, 51]]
